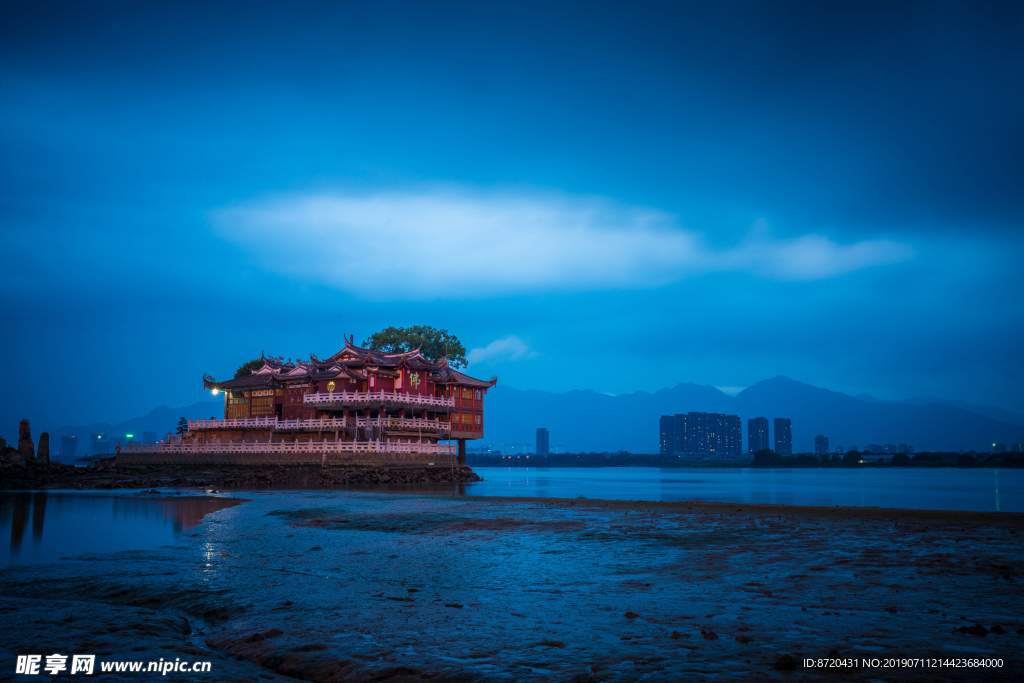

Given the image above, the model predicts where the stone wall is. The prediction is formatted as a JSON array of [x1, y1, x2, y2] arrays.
[[117, 450, 456, 468]]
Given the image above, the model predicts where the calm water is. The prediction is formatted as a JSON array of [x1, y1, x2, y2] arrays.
[[4, 469, 1017, 564], [0, 492, 241, 564], [467, 466, 1024, 512]]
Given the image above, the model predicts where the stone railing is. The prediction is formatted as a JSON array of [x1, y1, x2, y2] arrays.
[[304, 390, 454, 409], [188, 417, 352, 432], [355, 416, 449, 434], [120, 440, 456, 456]]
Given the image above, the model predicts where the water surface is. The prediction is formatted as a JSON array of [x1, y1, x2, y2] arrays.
[[466, 466, 1022, 512], [0, 491, 242, 564]]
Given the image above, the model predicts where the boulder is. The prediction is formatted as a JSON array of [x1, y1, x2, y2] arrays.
[[37, 432, 50, 465], [18, 419, 34, 460]]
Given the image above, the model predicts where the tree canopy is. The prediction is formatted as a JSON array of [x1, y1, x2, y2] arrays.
[[362, 325, 467, 368], [234, 358, 264, 378]]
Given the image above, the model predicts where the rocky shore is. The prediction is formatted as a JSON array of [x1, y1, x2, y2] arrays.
[[0, 459, 481, 490]]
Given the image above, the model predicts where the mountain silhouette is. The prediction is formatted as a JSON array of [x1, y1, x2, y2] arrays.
[[484, 376, 1024, 454], [47, 399, 223, 459]]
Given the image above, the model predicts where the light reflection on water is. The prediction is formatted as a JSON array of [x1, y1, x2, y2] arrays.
[[464, 466, 1024, 512], [0, 492, 242, 565]]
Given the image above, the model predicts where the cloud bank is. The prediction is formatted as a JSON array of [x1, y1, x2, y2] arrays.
[[467, 335, 538, 366], [214, 191, 913, 298]]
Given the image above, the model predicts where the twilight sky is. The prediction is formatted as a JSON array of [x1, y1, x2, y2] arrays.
[[2, 1, 1023, 432]]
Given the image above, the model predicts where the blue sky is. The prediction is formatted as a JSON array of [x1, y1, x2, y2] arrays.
[[2, 1, 1023, 431]]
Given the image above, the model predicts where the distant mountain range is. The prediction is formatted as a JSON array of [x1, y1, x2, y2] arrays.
[[482, 376, 1024, 454], [40, 376, 1024, 458]]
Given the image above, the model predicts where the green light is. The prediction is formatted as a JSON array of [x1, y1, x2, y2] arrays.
[[127, 434, 133, 438]]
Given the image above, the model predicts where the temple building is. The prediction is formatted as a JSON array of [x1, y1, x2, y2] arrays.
[[128, 336, 496, 466]]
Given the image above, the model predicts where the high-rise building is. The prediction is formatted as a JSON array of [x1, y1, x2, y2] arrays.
[[773, 418, 792, 456], [1012, 443, 1022, 453], [682, 412, 707, 453], [993, 443, 1007, 454], [884, 444, 897, 455], [60, 435, 78, 458], [814, 435, 829, 456], [724, 414, 742, 455], [659, 416, 675, 455], [747, 417, 769, 454], [536, 428, 550, 456], [674, 413, 688, 454], [659, 412, 742, 457], [89, 432, 109, 455]]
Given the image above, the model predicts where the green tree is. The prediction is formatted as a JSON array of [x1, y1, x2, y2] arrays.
[[842, 451, 862, 467], [234, 358, 264, 378], [892, 452, 911, 466], [752, 448, 779, 467], [176, 417, 188, 436], [363, 325, 467, 368]]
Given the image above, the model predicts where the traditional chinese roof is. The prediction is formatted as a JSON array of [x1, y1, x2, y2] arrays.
[[434, 367, 498, 389], [204, 334, 496, 392], [324, 334, 448, 370], [204, 372, 279, 391]]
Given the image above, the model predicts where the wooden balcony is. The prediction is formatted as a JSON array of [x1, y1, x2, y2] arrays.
[[303, 390, 455, 410]]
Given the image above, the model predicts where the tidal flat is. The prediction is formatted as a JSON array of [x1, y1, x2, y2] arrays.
[[2, 491, 1023, 681]]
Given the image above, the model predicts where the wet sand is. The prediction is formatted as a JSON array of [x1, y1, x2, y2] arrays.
[[2, 492, 1022, 681]]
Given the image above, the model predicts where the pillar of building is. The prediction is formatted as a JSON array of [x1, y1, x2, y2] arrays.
[[457, 439, 466, 466]]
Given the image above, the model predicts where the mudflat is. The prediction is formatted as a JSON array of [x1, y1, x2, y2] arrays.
[[2, 492, 1022, 681]]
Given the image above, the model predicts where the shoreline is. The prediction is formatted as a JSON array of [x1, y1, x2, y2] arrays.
[[0, 460, 481, 490], [451, 494, 1024, 523], [4, 481, 1022, 522]]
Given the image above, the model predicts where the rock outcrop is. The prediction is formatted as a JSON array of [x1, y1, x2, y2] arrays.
[[0, 461, 482, 491], [37, 432, 50, 465], [18, 419, 34, 460]]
